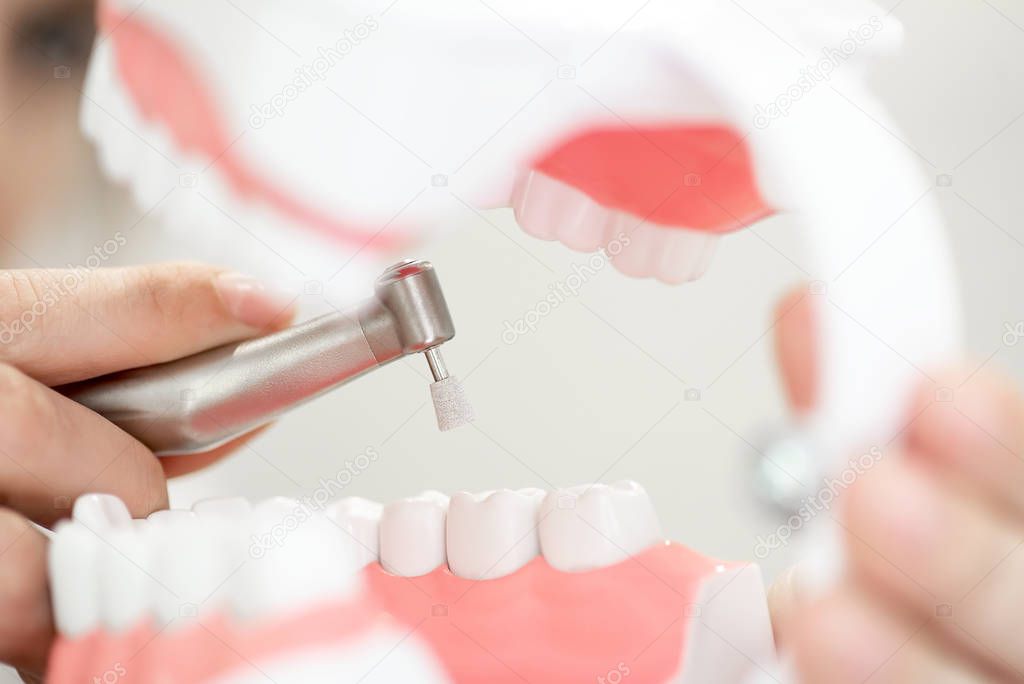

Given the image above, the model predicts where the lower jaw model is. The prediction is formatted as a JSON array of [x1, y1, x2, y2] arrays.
[[48, 483, 775, 683]]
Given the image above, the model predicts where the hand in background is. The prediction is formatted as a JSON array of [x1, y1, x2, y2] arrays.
[[770, 287, 1024, 682]]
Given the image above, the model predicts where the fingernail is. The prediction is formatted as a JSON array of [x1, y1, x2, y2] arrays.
[[214, 272, 296, 329]]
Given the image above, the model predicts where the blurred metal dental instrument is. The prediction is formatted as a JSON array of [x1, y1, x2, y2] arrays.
[[60, 259, 473, 455]]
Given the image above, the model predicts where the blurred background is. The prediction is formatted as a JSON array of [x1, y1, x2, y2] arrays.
[[0, 0, 1022, 678]]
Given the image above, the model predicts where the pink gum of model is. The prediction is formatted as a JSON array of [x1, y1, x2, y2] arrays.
[[46, 543, 774, 683]]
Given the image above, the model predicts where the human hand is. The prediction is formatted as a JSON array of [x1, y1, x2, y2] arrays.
[[0, 263, 294, 678], [769, 287, 1024, 682]]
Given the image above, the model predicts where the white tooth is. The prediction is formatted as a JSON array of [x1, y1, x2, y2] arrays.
[[512, 171, 560, 241], [325, 497, 382, 569], [655, 227, 719, 284], [610, 221, 659, 279], [607, 214, 720, 284], [379, 491, 449, 577], [192, 497, 251, 518], [234, 498, 358, 622], [187, 498, 256, 614], [97, 526, 152, 632], [539, 481, 662, 572], [58, 494, 143, 634], [49, 521, 98, 636], [555, 193, 607, 253], [152, 514, 229, 628], [679, 564, 776, 682], [515, 170, 618, 253], [447, 488, 545, 579], [601, 208, 633, 249], [72, 493, 132, 530]]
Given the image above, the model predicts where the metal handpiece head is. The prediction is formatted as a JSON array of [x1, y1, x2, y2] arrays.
[[375, 259, 455, 353], [375, 259, 474, 431]]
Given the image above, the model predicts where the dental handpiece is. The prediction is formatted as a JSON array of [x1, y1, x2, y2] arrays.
[[60, 259, 474, 456]]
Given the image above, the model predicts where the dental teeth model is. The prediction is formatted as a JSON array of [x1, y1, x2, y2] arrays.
[[76, 0, 967, 679], [47, 483, 775, 683], [81, 0, 876, 285]]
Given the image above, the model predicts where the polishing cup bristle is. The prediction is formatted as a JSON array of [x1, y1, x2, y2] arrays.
[[429, 376, 475, 431]]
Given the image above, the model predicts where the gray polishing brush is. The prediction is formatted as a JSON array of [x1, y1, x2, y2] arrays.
[[60, 259, 474, 455]]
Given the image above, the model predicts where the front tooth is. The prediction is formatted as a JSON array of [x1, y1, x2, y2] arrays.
[[72, 493, 132, 530], [152, 513, 229, 627], [379, 491, 449, 577], [512, 170, 560, 241], [609, 221, 658, 279], [325, 497, 382, 569], [538, 481, 662, 572], [447, 489, 545, 579], [60, 494, 142, 634], [554, 190, 608, 253], [655, 227, 719, 284], [609, 218, 719, 284], [49, 521, 98, 636], [97, 526, 152, 632], [234, 498, 358, 622]]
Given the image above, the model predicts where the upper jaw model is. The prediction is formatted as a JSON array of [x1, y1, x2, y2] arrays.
[[47, 482, 776, 683], [84, 0, 895, 287]]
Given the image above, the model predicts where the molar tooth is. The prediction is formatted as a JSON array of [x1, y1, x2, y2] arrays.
[[234, 498, 358, 622], [325, 497, 382, 569], [447, 488, 545, 579], [379, 491, 449, 577], [49, 521, 99, 636], [538, 481, 662, 572], [72, 493, 132, 530]]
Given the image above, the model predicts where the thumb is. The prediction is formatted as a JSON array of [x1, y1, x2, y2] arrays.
[[773, 285, 818, 415], [0, 263, 297, 386], [0, 509, 52, 675]]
